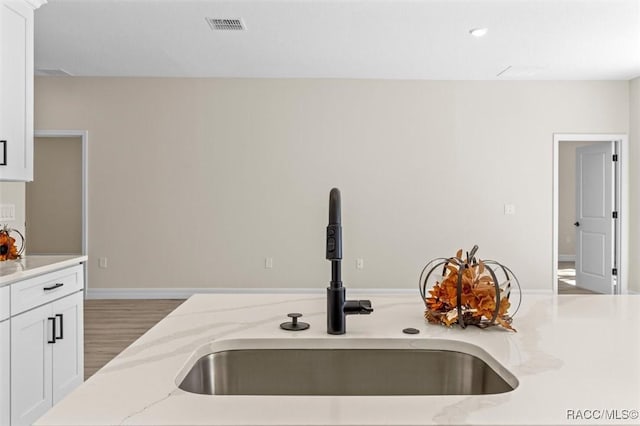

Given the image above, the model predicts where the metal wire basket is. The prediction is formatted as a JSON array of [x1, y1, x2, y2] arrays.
[[418, 245, 522, 330], [0, 225, 24, 261]]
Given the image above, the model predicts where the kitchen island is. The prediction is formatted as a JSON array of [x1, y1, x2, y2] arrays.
[[35, 292, 640, 425]]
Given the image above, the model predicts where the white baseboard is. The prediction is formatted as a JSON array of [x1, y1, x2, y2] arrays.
[[85, 287, 416, 299], [521, 289, 554, 295], [85, 287, 554, 299], [558, 255, 576, 262]]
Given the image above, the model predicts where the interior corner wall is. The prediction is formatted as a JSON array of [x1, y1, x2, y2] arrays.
[[629, 77, 640, 293], [33, 78, 629, 291], [0, 182, 26, 239]]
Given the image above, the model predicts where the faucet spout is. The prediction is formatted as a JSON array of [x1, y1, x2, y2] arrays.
[[326, 188, 343, 290], [325, 188, 373, 335]]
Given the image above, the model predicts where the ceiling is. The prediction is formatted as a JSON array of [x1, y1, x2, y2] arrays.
[[34, 0, 640, 80]]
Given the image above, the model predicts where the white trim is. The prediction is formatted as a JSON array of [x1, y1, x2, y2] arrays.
[[521, 289, 555, 295], [33, 130, 89, 292], [86, 287, 553, 300], [23, 0, 47, 9], [558, 255, 576, 262], [552, 133, 628, 296]]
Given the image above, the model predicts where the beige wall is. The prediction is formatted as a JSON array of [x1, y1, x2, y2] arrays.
[[630, 77, 640, 293], [0, 182, 26, 241], [558, 141, 601, 258], [25, 137, 82, 254], [34, 78, 629, 291]]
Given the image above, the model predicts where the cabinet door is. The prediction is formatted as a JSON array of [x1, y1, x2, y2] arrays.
[[0, 319, 9, 426], [11, 303, 53, 426], [0, 0, 33, 181], [52, 291, 84, 404]]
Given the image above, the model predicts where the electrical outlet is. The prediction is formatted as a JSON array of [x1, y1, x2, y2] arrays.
[[504, 204, 516, 215], [356, 258, 364, 270], [98, 257, 108, 269], [264, 257, 273, 269]]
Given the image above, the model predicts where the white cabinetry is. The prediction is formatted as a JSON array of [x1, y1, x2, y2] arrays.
[[51, 292, 84, 405], [10, 303, 53, 426], [8, 264, 84, 426], [0, 319, 9, 426], [0, 0, 45, 181]]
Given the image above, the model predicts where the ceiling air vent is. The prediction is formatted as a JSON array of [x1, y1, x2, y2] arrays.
[[206, 18, 245, 31]]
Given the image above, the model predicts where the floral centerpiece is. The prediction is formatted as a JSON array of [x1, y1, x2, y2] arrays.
[[0, 225, 24, 261], [419, 245, 521, 332]]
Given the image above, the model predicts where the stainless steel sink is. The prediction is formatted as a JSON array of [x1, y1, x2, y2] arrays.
[[178, 348, 516, 396]]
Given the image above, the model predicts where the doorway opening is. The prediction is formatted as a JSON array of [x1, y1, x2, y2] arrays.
[[26, 132, 86, 254], [552, 134, 628, 295]]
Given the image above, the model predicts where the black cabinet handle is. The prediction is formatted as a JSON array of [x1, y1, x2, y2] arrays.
[[0, 140, 6, 166], [43, 282, 64, 291], [48, 317, 57, 344], [55, 313, 64, 340], [574, 221, 580, 227]]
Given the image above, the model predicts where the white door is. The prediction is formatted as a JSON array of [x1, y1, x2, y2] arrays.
[[575, 143, 615, 294], [11, 303, 53, 426], [52, 292, 84, 404]]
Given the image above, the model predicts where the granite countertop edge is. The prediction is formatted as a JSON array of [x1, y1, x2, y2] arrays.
[[0, 255, 88, 287]]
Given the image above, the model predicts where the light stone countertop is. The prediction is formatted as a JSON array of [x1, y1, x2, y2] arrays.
[[0, 255, 88, 287], [36, 293, 640, 426]]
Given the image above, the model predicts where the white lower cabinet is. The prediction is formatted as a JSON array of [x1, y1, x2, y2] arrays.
[[0, 319, 10, 426], [10, 291, 84, 426], [51, 292, 84, 405]]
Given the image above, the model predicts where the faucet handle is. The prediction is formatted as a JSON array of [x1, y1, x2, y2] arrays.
[[359, 300, 373, 314], [344, 300, 373, 315]]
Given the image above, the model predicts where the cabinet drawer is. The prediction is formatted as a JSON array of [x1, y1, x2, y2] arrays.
[[0, 286, 8, 321], [11, 265, 83, 315]]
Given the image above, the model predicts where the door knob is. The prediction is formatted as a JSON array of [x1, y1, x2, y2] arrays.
[[574, 222, 580, 227]]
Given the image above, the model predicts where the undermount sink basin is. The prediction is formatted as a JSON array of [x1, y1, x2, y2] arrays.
[[178, 340, 518, 396]]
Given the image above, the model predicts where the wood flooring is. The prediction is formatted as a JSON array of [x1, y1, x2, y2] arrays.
[[84, 299, 184, 379], [557, 261, 597, 295]]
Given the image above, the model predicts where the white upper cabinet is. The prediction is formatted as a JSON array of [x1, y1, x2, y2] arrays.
[[0, 0, 45, 181]]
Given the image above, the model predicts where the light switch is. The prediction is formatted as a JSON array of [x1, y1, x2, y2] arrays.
[[0, 204, 15, 222], [356, 258, 364, 270], [265, 257, 273, 269]]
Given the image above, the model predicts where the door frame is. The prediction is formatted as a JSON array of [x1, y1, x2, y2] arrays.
[[33, 130, 88, 290], [552, 133, 628, 294]]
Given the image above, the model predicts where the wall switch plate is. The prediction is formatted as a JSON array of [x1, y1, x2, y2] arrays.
[[264, 257, 273, 269], [98, 257, 108, 269], [504, 204, 516, 215], [356, 258, 364, 270], [0, 204, 15, 222]]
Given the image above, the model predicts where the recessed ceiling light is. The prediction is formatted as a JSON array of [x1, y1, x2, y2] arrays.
[[469, 28, 488, 38]]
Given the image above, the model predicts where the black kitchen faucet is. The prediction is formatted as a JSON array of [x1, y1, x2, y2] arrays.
[[326, 188, 373, 334]]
